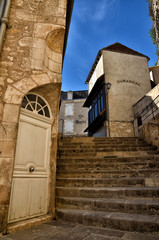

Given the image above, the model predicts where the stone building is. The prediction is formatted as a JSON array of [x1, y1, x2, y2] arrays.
[[84, 43, 152, 137], [0, 0, 73, 234], [58, 90, 88, 136]]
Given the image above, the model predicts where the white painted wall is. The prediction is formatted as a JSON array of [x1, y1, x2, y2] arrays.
[[88, 55, 104, 93]]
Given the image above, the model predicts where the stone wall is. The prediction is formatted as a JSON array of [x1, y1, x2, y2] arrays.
[[138, 114, 159, 149], [0, 0, 72, 234], [109, 121, 134, 137], [133, 84, 159, 136]]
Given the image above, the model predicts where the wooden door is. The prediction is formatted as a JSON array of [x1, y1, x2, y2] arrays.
[[8, 108, 52, 223]]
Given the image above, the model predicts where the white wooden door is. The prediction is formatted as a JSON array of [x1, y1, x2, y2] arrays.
[[8, 109, 52, 223]]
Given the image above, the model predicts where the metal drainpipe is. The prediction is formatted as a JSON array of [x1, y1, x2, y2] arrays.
[[104, 82, 111, 137], [0, 0, 11, 53], [0, 0, 6, 19]]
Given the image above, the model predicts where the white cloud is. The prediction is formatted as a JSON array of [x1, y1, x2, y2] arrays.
[[76, 0, 118, 22]]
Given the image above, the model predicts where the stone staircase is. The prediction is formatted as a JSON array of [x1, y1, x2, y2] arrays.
[[55, 137, 159, 234]]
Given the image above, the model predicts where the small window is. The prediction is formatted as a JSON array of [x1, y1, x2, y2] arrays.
[[95, 103, 98, 118], [21, 93, 50, 118], [65, 104, 73, 116], [67, 91, 73, 100], [137, 116, 142, 127], [100, 95, 104, 111], [65, 120, 73, 133]]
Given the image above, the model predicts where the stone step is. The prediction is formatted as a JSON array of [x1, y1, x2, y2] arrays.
[[57, 161, 159, 171], [56, 177, 146, 187], [56, 137, 159, 234], [56, 186, 159, 199], [58, 142, 151, 147], [56, 197, 159, 215], [58, 142, 150, 148], [57, 168, 159, 178], [57, 155, 159, 164], [59, 142, 150, 147], [59, 137, 140, 143], [57, 146, 157, 153], [56, 208, 159, 233], [57, 151, 159, 158]]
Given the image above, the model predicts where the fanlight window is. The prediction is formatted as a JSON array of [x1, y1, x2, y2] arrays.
[[21, 93, 50, 118]]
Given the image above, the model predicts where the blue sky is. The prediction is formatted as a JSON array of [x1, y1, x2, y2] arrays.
[[62, 0, 157, 91]]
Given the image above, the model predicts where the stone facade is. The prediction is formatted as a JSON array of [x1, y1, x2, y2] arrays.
[[84, 43, 152, 137], [109, 121, 134, 138], [0, 0, 73, 234], [58, 91, 88, 136]]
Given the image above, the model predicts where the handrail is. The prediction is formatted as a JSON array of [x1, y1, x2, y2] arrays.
[[148, 122, 159, 127], [134, 94, 159, 120]]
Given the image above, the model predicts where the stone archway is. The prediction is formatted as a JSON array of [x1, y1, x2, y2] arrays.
[[1, 78, 61, 232]]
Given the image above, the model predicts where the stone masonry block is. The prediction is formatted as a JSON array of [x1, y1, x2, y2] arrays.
[[0, 205, 8, 233], [0, 141, 16, 158], [31, 48, 45, 61], [33, 23, 57, 39], [3, 104, 20, 123], [31, 59, 44, 70], [48, 59, 61, 73], [18, 37, 33, 48], [45, 45, 52, 59], [45, 70, 62, 83], [0, 122, 18, 141], [4, 86, 24, 104], [0, 158, 13, 205], [51, 51, 62, 64], [59, 0, 67, 9], [13, 78, 37, 94], [16, 10, 37, 22], [31, 73, 51, 86], [33, 38, 46, 49], [44, 55, 49, 68], [57, 17, 66, 26]]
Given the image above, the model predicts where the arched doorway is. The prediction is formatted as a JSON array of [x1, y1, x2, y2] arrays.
[[8, 93, 53, 223]]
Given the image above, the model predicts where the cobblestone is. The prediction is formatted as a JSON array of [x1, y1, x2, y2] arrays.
[[1, 220, 159, 240]]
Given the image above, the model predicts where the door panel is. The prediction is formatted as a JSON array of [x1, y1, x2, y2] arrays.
[[28, 178, 47, 216], [8, 111, 51, 223], [8, 178, 30, 221]]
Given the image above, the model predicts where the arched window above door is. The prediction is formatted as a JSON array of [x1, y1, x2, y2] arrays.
[[21, 93, 50, 118]]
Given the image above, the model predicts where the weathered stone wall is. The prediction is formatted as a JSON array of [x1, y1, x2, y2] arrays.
[[138, 114, 159, 149], [109, 121, 134, 137], [0, 0, 70, 234], [102, 51, 151, 122], [133, 84, 159, 136]]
